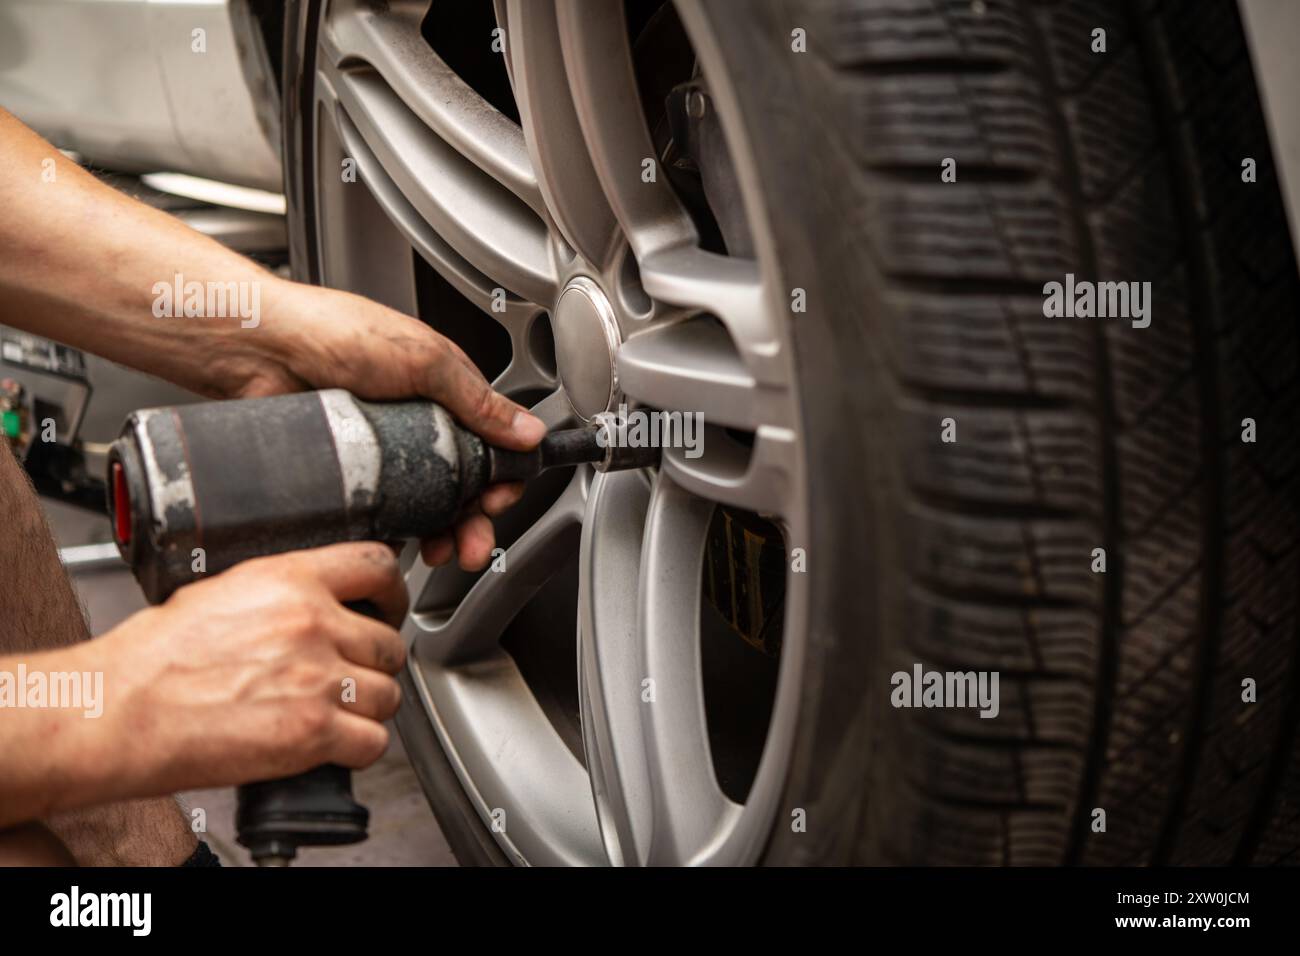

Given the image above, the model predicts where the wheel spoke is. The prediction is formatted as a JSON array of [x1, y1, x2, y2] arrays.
[[322, 67, 556, 305], [660, 425, 797, 518], [617, 317, 790, 431], [637, 470, 739, 864], [409, 468, 585, 666], [638, 246, 784, 385], [556, 0, 697, 261], [530, 386, 580, 431], [404, 650, 602, 866], [313, 108, 420, 316], [578, 471, 655, 865], [508, 0, 619, 267], [321, 0, 542, 213], [328, 104, 540, 329], [492, 348, 556, 402]]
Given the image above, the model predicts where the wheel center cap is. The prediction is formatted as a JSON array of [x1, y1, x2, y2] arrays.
[[553, 277, 620, 422]]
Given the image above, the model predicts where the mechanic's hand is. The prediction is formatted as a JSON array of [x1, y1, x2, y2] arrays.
[[236, 279, 544, 571], [88, 542, 410, 794]]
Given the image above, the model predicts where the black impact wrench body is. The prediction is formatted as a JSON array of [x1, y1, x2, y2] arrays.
[[106, 388, 656, 864]]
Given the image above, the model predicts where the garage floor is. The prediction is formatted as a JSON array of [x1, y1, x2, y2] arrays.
[[44, 494, 457, 867]]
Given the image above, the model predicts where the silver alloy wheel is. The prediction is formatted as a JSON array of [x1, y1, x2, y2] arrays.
[[309, 0, 809, 865]]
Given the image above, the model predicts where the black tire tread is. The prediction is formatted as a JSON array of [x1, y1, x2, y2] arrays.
[[773, 0, 1299, 864]]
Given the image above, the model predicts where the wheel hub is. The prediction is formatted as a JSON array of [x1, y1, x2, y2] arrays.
[[553, 276, 620, 421]]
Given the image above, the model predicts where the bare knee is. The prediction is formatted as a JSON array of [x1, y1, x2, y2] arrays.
[[0, 822, 77, 866]]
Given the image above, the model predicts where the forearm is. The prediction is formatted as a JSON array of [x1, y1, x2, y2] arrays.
[[0, 644, 126, 827], [0, 106, 283, 398]]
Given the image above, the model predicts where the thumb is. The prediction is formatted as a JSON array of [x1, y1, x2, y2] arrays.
[[421, 345, 546, 450]]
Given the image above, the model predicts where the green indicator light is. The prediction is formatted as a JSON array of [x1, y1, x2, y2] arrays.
[[2, 411, 19, 438]]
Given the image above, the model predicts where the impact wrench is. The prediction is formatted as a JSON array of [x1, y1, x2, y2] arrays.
[[106, 388, 657, 865]]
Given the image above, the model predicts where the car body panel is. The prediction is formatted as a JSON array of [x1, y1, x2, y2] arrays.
[[0, 0, 281, 191]]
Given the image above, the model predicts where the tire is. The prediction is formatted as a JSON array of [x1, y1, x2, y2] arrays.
[[713, 0, 1299, 864], [286, 0, 1300, 865]]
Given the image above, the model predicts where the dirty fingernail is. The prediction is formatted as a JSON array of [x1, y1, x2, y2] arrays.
[[511, 410, 547, 445]]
